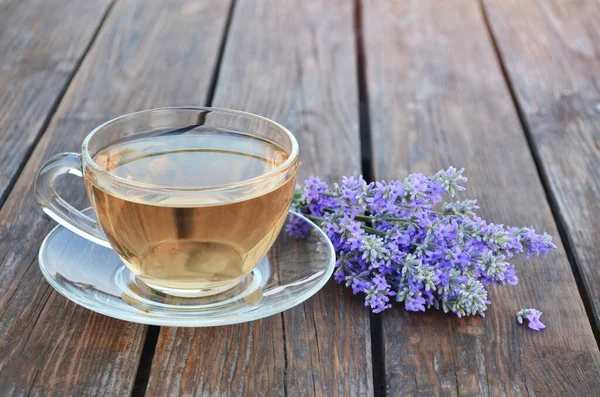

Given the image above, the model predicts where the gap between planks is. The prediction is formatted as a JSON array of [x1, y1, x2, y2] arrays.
[[0, 0, 118, 209], [130, 1, 239, 395], [353, 0, 387, 396]]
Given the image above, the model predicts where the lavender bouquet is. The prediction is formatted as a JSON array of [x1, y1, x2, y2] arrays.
[[287, 168, 555, 323]]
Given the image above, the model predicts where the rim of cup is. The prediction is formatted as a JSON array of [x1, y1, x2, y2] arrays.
[[81, 106, 300, 192]]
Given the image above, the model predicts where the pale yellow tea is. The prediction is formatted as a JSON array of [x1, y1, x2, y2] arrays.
[[86, 131, 295, 294]]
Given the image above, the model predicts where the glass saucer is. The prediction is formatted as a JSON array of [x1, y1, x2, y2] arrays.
[[38, 209, 335, 327]]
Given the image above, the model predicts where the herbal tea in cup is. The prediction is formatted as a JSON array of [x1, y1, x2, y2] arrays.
[[35, 108, 299, 297]]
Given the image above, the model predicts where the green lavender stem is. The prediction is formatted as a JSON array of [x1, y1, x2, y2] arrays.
[[304, 213, 388, 237]]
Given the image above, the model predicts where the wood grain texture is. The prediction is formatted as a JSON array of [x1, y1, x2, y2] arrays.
[[0, 0, 232, 395], [482, 0, 600, 328], [0, 0, 113, 204], [146, 0, 373, 396], [362, 0, 600, 395]]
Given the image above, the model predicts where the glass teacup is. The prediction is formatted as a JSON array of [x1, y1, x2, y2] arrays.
[[35, 107, 299, 297]]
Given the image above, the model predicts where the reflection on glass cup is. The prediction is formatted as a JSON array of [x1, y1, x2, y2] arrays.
[[36, 107, 299, 297]]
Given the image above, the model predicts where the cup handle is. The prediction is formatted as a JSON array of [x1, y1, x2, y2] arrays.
[[35, 152, 111, 248]]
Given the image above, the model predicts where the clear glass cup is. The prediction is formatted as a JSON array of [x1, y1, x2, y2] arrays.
[[35, 107, 299, 298]]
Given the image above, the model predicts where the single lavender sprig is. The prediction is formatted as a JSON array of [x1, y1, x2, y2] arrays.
[[287, 167, 556, 320]]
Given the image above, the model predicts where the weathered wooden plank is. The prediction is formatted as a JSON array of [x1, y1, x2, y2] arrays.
[[0, 0, 113, 205], [482, 0, 600, 330], [146, 0, 373, 396], [0, 1, 232, 395], [362, 0, 600, 395]]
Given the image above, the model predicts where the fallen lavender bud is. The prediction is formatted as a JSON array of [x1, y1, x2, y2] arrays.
[[287, 167, 556, 318], [517, 308, 546, 331]]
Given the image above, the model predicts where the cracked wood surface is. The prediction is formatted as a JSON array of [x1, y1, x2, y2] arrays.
[[1, 0, 600, 395], [483, 0, 600, 333], [362, 0, 600, 395], [0, 0, 113, 205]]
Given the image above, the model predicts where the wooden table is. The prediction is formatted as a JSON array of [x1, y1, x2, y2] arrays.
[[1, 0, 599, 395]]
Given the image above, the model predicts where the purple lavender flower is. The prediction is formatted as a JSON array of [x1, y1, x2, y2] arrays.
[[289, 167, 556, 320], [405, 295, 426, 312], [301, 176, 337, 216], [520, 228, 556, 258], [285, 215, 312, 238], [517, 308, 546, 331]]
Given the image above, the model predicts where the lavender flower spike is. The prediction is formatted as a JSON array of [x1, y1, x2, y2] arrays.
[[289, 167, 556, 320]]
